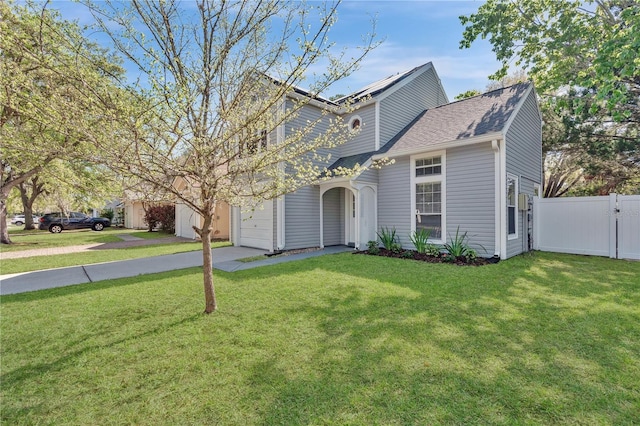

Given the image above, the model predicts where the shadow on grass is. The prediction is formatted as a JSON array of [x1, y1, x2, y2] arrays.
[[230, 252, 640, 423], [2, 251, 638, 423]]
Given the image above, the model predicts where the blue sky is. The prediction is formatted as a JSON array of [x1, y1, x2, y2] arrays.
[[48, 0, 499, 101], [321, 1, 501, 100]]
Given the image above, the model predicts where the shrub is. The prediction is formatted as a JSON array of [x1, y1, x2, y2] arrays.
[[376, 227, 398, 250], [367, 240, 380, 255], [144, 204, 175, 234], [409, 228, 431, 253], [101, 208, 115, 222], [390, 243, 403, 253], [425, 244, 441, 257], [443, 226, 485, 260], [401, 250, 415, 259]]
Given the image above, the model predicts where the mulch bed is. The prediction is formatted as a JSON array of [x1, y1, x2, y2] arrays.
[[355, 248, 499, 266]]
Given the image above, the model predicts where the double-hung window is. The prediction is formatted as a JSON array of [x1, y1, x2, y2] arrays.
[[507, 173, 518, 239], [412, 153, 444, 241]]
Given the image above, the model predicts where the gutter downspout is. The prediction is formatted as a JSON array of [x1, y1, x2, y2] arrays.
[[492, 140, 501, 258]]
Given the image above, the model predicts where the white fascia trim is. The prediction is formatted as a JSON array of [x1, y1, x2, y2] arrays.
[[410, 150, 446, 245], [492, 140, 501, 257], [501, 84, 533, 135], [372, 132, 503, 161]]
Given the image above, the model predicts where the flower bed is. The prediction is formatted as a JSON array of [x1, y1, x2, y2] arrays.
[[357, 248, 498, 266]]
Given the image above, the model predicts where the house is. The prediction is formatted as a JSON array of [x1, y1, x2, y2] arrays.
[[173, 177, 230, 240], [182, 62, 543, 259]]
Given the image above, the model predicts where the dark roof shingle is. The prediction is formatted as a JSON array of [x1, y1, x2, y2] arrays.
[[383, 82, 531, 155]]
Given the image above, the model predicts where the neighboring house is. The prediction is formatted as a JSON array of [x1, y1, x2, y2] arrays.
[[121, 190, 175, 230], [173, 177, 230, 240], [188, 62, 542, 259]]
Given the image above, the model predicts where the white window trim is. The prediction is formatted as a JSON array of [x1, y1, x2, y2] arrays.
[[507, 173, 518, 240], [348, 115, 363, 133], [410, 151, 446, 244]]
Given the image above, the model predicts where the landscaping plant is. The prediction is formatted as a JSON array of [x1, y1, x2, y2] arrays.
[[409, 228, 431, 253], [376, 227, 398, 250]]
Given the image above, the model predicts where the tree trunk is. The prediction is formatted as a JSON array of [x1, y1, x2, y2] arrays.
[[19, 177, 45, 230], [200, 213, 217, 314], [0, 194, 11, 244]]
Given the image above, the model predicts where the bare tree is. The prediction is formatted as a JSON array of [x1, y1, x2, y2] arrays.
[[86, 0, 377, 313]]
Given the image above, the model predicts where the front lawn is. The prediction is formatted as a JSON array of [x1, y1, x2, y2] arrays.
[[1, 252, 638, 424]]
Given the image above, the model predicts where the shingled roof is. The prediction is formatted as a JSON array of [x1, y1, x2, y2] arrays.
[[325, 82, 533, 175], [381, 82, 532, 155]]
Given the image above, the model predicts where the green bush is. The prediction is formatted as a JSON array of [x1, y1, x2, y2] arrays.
[[376, 227, 398, 250], [425, 243, 441, 257], [409, 228, 431, 253], [443, 226, 485, 261], [367, 240, 380, 255]]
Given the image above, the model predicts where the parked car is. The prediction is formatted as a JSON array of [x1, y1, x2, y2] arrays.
[[10, 215, 39, 226], [38, 212, 111, 233]]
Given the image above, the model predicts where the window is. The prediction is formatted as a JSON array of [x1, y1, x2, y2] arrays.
[[415, 182, 442, 239], [240, 130, 268, 156], [412, 154, 444, 241], [507, 174, 518, 238], [348, 115, 362, 132], [415, 157, 441, 177]]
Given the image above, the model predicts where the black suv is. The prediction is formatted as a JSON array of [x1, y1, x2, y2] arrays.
[[39, 212, 111, 233]]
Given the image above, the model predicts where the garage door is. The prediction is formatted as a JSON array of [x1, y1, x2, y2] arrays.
[[176, 203, 198, 239], [240, 200, 273, 250]]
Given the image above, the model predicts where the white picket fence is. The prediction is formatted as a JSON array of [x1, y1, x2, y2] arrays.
[[534, 194, 640, 260]]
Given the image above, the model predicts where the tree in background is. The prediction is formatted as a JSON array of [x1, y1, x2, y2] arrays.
[[0, 2, 126, 242], [454, 89, 481, 100], [460, 0, 639, 195], [86, 0, 377, 313]]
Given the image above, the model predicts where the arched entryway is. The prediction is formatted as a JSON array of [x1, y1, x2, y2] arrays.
[[320, 182, 377, 250]]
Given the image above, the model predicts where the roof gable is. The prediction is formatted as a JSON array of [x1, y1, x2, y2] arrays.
[[334, 62, 435, 104], [382, 82, 533, 155]]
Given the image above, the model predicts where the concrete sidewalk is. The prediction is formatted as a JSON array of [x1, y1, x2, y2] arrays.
[[0, 245, 352, 295]]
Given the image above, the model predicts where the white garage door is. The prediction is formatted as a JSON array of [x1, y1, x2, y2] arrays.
[[176, 203, 199, 240], [240, 200, 273, 250]]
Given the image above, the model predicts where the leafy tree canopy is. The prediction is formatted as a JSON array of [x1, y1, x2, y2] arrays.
[[460, 0, 639, 195]]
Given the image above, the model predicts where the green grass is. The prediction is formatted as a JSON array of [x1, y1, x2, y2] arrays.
[[1, 252, 639, 424], [0, 240, 231, 275], [0, 228, 172, 253]]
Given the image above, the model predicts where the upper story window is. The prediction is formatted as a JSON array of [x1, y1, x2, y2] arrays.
[[348, 115, 362, 132], [415, 156, 441, 177], [240, 130, 268, 156]]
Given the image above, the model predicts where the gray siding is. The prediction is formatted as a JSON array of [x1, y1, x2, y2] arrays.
[[379, 67, 447, 147], [355, 167, 378, 185], [446, 143, 496, 255], [340, 104, 376, 157], [285, 100, 337, 172], [505, 89, 543, 258], [322, 188, 344, 246], [377, 157, 411, 247], [284, 186, 321, 249]]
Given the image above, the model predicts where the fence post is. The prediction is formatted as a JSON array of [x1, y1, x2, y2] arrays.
[[609, 193, 617, 259]]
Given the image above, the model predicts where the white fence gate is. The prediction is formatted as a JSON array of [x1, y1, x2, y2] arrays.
[[534, 194, 640, 260]]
